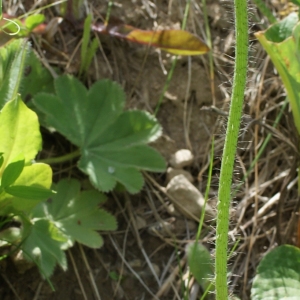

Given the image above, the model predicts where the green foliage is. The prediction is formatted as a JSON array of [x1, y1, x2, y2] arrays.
[[20, 49, 55, 101], [187, 242, 214, 294], [251, 245, 300, 299], [0, 96, 53, 213], [0, 97, 116, 279], [23, 178, 117, 278], [0, 29, 165, 282], [290, 0, 300, 8], [58, 0, 84, 20], [0, 39, 29, 106], [22, 219, 68, 278], [24, 14, 45, 33], [256, 13, 300, 135], [3, 14, 44, 37], [0, 39, 54, 109], [253, 8, 300, 300], [252, 0, 276, 24], [79, 14, 100, 77], [1, 154, 25, 188], [33, 75, 166, 193]]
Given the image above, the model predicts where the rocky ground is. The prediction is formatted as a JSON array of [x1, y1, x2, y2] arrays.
[[0, 0, 299, 299]]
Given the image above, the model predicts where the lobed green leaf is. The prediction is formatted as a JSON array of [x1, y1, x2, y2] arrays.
[[31, 179, 117, 248], [22, 219, 67, 278], [33, 75, 166, 193]]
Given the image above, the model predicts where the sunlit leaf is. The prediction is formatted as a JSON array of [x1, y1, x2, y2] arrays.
[[24, 14, 45, 32], [0, 97, 53, 212], [92, 21, 210, 56], [1, 163, 53, 212], [0, 96, 41, 167], [126, 28, 210, 55], [255, 13, 300, 135], [0, 13, 46, 38]]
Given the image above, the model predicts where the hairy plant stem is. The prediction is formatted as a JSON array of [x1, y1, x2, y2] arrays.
[[215, 1, 248, 299]]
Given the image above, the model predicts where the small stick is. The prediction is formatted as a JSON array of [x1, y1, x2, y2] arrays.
[[78, 243, 102, 300], [69, 249, 88, 300]]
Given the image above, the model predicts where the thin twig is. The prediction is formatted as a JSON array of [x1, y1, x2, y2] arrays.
[[78, 244, 101, 300], [69, 249, 88, 300]]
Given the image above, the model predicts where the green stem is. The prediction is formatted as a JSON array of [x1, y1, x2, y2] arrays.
[[105, 0, 114, 25], [215, 1, 248, 299], [37, 149, 81, 164]]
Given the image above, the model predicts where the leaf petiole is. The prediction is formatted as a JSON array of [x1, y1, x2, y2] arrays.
[[37, 149, 81, 165]]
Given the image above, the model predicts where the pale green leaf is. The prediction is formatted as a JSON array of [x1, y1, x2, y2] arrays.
[[255, 13, 300, 135], [0, 163, 53, 212], [0, 96, 41, 166], [0, 98, 52, 212], [24, 14, 45, 31]]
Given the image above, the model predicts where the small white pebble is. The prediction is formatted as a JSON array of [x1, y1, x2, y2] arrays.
[[169, 149, 194, 168]]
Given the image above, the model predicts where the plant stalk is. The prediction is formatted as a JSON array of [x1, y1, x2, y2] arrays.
[[37, 149, 81, 164], [215, 1, 248, 299]]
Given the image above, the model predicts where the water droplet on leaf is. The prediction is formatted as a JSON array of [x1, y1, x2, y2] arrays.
[[108, 166, 115, 174]]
